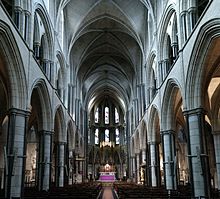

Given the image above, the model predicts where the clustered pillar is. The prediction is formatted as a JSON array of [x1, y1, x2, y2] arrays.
[[6, 108, 30, 199], [213, 131, 220, 190], [38, 130, 53, 191], [185, 108, 210, 197], [161, 130, 176, 190], [150, 142, 158, 187], [57, 142, 66, 187]]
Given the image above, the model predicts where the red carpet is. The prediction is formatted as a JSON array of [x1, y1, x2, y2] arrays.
[[102, 187, 114, 199]]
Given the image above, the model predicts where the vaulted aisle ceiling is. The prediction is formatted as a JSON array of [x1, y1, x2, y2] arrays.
[[59, 0, 150, 112]]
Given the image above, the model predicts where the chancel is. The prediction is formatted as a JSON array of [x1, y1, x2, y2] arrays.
[[87, 95, 126, 183], [0, 0, 220, 199]]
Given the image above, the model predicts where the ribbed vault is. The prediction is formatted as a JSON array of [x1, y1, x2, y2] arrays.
[[60, 0, 152, 113]]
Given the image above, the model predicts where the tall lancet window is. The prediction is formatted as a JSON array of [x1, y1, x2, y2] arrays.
[[105, 129, 110, 142], [105, 107, 109, 124], [115, 108, 119, 123], [116, 129, 120, 144], [95, 107, 99, 123], [95, 129, 99, 144]]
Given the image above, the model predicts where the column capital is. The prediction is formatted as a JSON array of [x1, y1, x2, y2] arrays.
[[148, 141, 159, 145], [14, 6, 23, 12], [171, 42, 178, 47], [163, 58, 169, 63], [137, 83, 145, 87], [133, 98, 138, 102], [187, 7, 197, 13], [38, 130, 54, 136], [158, 60, 163, 65], [24, 10, 31, 15], [180, 10, 187, 16], [183, 107, 206, 117], [8, 107, 31, 117], [160, 129, 175, 136], [34, 41, 40, 46], [49, 60, 54, 64]]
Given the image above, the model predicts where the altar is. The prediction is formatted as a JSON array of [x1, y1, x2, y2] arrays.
[[99, 172, 116, 182], [98, 163, 116, 182]]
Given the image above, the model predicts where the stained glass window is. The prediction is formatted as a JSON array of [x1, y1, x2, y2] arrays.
[[105, 129, 109, 142], [115, 108, 119, 123], [95, 107, 99, 123], [116, 129, 120, 144], [105, 107, 109, 124], [95, 129, 99, 144]]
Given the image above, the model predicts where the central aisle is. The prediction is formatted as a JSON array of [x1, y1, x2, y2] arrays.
[[102, 186, 114, 199]]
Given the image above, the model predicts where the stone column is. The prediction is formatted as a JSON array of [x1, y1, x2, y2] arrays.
[[158, 61, 163, 84], [38, 130, 53, 191], [75, 158, 79, 177], [161, 130, 176, 190], [71, 85, 75, 118], [33, 42, 40, 58], [131, 156, 136, 182], [133, 99, 138, 126], [136, 154, 140, 184], [75, 99, 80, 127], [56, 142, 65, 187], [6, 108, 30, 199], [13, 1, 23, 33], [41, 59, 50, 78], [180, 11, 188, 43], [48, 61, 54, 82], [187, 5, 197, 34], [184, 108, 210, 198], [161, 60, 166, 78], [142, 149, 146, 165], [23, 10, 30, 42], [23, 0, 31, 45], [137, 85, 142, 118], [213, 131, 220, 190], [171, 42, 178, 60], [68, 150, 73, 185], [150, 142, 158, 187], [163, 59, 170, 74], [79, 160, 83, 180], [142, 84, 146, 112]]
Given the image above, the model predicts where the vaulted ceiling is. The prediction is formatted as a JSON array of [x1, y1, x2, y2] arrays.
[[57, 0, 154, 112]]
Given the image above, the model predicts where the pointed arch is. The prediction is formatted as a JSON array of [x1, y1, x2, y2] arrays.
[[161, 78, 183, 131], [148, 105, 160, 143], [55, 51, 66, 99], [158, 4, 176, 60], [29, 78, 52, 131], [0, 20, 27, 109], [67, 120, 76, 150], [146, 52, 157, 102], [33, 3, 54, 60], [186, 18, 220, 110], [212, 84, 220, 131], [140, 120, 147, 150], [54, 105, 66, 142]]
